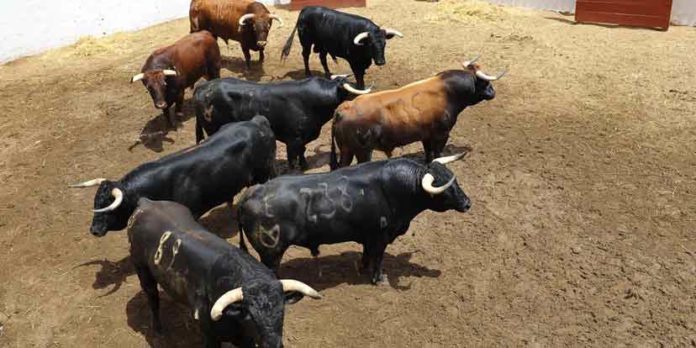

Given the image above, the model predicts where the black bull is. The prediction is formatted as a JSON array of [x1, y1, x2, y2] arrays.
[[193, 76, 369, 170], [281, 6, 403, 89], [70, 116, 276, 237], [238, 155, 471, 284], [128, 199, 321, 348]]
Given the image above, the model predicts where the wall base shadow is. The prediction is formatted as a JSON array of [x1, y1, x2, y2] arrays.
[[279, 250, 441, 291]]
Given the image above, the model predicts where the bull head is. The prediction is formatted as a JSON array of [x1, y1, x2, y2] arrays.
[[420, 153, 471, 213], [131, 69, 178, 109], [462, 55, 507, 81], [421, 153, 466, 195], [353, 28, 403, 66], [331, 74, 373, 95], [70, 178, 130, 236], [239, 13, 283, 48]]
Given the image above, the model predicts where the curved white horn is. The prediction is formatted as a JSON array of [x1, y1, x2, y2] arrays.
[[270, 14, 284, 26], [210, 287, 244, 321], [462, 55, 481, 68], [353, 32, 369, 46], [93, 188, 124, 213], [69, 178, 107, 188], [280, 280, 322, 299], [130, 73, 145, 83], [342, 83, 372, 95], [384, 28, 403, 38], [239, 13, 255, 26], [162, 69, 178, 76], [433, 153, 466, 165], [421, 173, 455, 195], [331, 74, 352, 80], [475, 69, 507, 81]]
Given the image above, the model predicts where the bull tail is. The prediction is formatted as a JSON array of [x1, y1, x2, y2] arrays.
[[280, 23, 298, 62], [330, 115, 339, 170]]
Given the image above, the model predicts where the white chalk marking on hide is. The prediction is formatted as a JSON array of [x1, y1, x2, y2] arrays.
[[263, 194, 275, 218], [380, 216, 388, 229], [258, 224, 281, 248], [154, 231, 172, 266], [194, 308, 200, 320], [360, 189, 365, 196], [169, 238, 182, 269]]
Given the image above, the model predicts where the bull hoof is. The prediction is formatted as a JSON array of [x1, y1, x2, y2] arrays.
[[372, 273, 388, 286]]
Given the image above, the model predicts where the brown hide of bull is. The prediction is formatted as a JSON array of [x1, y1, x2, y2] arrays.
[[136, 31, 221, 127], [189, 0, 274, 67], [333, 76, 451, 164]]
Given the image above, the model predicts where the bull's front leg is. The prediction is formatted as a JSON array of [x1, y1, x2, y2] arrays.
[[319, 52, 331, 78], [134, 265, 163, 334], [242, 46, 252, 69], [259, 48, 265, 63], [171, 92, 185, 130], [302, 44, 312, 77], [363, 243, 388, 285], [422, 140, 433, 163], [350, 64, 366, 89]]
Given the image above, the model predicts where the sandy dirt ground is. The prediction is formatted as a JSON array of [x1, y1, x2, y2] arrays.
[[1, 0, 695, 346]]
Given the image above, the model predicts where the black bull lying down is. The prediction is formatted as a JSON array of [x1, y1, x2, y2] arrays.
[[70, 116, 275, 237], [128, 199, 321, 348], [238, 154, 471, 284], [193, 75, 371, 170]]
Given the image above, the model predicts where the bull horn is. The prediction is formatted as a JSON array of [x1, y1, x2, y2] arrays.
[[162, 69, 178, 76], [421, 173, 455, 195], [69, 178, 107, 188], [353, 32, 369, 46], [210, 287, 243, 321], [280, 280, 322, 299], [270, 14, 284, 26], [331, 74, 352, 80], [475, 69, 507, 81], [239, 13, 255, 26], [93, 188, 124, 213], [342, 83, 372, 95], [130, 73, 145, 83], [384, 28, 404, 38], [433, 152, 466, 165], [462, 55, 481, 68]]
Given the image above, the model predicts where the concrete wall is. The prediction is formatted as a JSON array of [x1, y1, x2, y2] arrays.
[[487, 0, 696, 26], [0, 0, 289, 64]]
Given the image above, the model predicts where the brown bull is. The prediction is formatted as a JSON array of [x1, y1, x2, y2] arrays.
[[190, 0, 283, 67], [330, 57, 506, 169], [131, 31, 221, 128]]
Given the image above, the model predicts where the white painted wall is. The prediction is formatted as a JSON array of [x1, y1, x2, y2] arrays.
[[487, 0, 696, 26], [0, 0, 289, 64]]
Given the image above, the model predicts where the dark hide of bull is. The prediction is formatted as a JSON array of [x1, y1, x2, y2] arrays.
[[133, 31, 221, 128], [281, 6, 401, 89], [85, 116, 275, 237], [238, 158, 471, 284], [193, 76, 355, 170], [330, 69, 497, 169], [128, 199, 315, 348]]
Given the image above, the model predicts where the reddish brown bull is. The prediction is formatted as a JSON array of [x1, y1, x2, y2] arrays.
[[189, 0, 283, 68], [131, 31, 221, 128], [330, 57, 506, 168]]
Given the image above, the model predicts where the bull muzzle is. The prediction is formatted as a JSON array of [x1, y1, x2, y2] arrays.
[[257, 41, 267, 48]]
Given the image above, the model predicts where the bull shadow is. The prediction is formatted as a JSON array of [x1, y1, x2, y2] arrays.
[[78, 256, 135, 297], [128, 99, 197, 153], [278, 68, 325, 81], [221, 56, 266, 82], [274, 148, 332, 175], [393, 143, 474, 164], [199, 204, 240, 239], [278, 250, 441, 291], [127, 291, 202, 347]]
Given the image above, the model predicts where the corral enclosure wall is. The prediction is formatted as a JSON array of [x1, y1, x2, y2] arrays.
[[0, 0, 289, 64], [487, 0, 696, 26]]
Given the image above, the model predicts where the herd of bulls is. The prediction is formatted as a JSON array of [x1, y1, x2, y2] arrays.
[[71, 1, 506, 347]]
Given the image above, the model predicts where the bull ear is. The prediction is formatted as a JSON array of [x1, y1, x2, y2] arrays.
[[284, 291, 305, 305], [222, 304, 246, 318]]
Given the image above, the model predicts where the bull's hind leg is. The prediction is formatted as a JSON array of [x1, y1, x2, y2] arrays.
[[135, 265, 163, 334], [355, 150, 373, 164], [431, 136, 449, 159], [422, 140, 433, 163], [319, 51, 331, 78], [339, 147, 354, 168], [301, 44, 312, 76], [287, 139, 307, 171], [242, 46, 252, 68]]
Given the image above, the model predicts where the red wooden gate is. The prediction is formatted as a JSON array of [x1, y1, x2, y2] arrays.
[[575, 0, 673, 30], [290, 0, 367, 11]]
